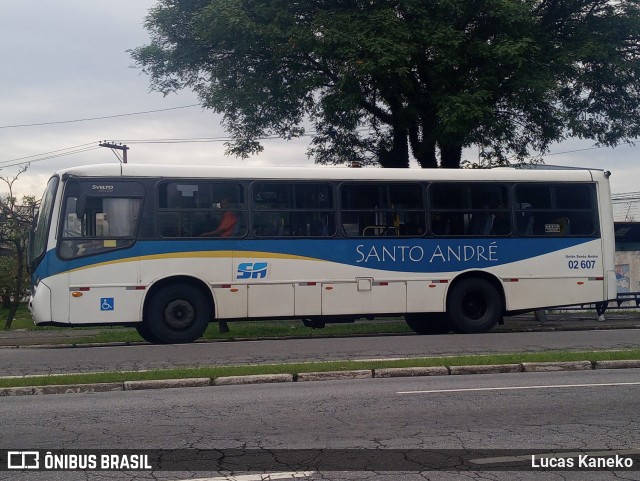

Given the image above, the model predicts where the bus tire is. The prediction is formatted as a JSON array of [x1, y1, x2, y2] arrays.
[[145, 284, 210, 344], [447, 277, 502, 333], [135, 322, 160, 343], [405, 313, 453, 334]]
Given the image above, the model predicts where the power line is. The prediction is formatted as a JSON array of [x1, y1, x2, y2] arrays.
[[544, 142, 636, 157], [0, 145, 102, 170], [0, 142, 98, 166], [0, 104, 200, 129], [117, 135, 276, 144]]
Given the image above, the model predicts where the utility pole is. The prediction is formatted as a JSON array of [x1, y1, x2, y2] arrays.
[[99, 142, 129, 163]]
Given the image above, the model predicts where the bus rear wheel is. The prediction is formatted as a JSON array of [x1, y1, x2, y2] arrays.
[[405, 313, 454, 334], [447, 278, 502, 333], [145, 284, 210, 344]]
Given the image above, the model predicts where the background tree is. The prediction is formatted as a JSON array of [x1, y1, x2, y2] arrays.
[[0, 167, 37, 329], [132, 0, 640, 168]]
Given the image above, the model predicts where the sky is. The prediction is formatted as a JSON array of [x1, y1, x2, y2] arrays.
[[1, 1, 638, 199]]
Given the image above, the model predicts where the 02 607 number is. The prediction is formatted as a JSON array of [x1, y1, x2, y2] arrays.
[[568, 260, 596, 269]]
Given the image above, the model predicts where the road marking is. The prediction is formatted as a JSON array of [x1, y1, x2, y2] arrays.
[[171, 472, 314, 481], [397, 381, 640, 395]]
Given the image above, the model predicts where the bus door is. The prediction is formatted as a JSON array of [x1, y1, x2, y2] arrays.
[[60, 180, 145, 324]]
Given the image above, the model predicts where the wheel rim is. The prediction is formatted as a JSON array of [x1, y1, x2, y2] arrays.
[[163, 299, 195, 330], [461, 290, 487, 320]]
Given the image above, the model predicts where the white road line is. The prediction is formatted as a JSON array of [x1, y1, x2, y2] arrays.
[[397, 381, 640, 395], [171, 472, 314, 481]]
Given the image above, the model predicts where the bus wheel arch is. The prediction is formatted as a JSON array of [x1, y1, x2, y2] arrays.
[[446, 272, 504, 334], [141, 276, 214, 344]]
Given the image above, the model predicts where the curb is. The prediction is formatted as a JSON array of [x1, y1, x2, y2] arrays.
[[296, 370, 372, 382], [1, 359, 639, 397], [214, 374, 294, 386]]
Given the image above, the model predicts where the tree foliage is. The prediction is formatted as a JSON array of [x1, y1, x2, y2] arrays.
[[0, 167, 37, 329], [132, 0, 640, 168]]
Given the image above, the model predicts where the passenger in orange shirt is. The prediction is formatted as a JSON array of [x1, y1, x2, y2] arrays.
[[200, 199, 238, 237]]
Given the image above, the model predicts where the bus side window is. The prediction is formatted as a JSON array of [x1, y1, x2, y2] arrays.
[[515, 183, 596, 237], [340, 183, 424, 237]]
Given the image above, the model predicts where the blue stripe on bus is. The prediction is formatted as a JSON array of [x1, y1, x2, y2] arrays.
[[35, 237, 596, 281]]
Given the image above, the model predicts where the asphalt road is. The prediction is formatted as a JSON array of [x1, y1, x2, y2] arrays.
[[1, 369, 639, 480], [2, 329, 640, 376]]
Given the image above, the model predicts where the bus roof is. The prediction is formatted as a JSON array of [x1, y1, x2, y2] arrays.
[[55, 163, 603, 183]]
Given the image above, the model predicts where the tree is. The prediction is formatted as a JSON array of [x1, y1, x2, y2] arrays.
[[0, 167, 37, 329], [131, 0, 640, 168]]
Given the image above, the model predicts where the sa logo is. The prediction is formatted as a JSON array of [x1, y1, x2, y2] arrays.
[[236, 262, 268, 279]]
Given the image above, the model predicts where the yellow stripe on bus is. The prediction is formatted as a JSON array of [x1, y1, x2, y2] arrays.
[[65, 250, 319, 274]]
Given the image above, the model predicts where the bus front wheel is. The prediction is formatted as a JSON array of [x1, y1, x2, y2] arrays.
[[135, 322, 159, 343], [145, 284, 210, 344], [447, 278, 502, 333]]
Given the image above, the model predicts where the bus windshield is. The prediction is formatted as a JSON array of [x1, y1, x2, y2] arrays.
[[29, 176, 59, 270]]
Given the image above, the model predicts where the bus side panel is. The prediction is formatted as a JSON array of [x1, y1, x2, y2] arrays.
[[321, 280, 407, 315], [503, 278, 604, 311], [294, 282, 322, 316], [407, 281, 446, 312], [50, 273, 70, 324], [497, 238, 607, 311], [213, 285, 247, 318], [248, 283, 295, 317]]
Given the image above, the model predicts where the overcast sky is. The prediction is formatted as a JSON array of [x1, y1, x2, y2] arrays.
[[1, 1, 638, 198]]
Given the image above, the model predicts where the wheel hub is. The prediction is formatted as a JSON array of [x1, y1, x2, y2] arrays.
[[163, 299, 194, 330], [461, 291, 487, 320]]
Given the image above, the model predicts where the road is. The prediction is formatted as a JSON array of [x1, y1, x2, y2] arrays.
[[2, 329, 640, 376], [1, 369, 639, 480]]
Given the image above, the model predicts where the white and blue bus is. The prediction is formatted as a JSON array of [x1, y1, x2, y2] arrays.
[[29, 163, 616, 343]]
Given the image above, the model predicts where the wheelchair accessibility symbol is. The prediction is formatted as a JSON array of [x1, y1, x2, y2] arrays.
[[100, 298, 114, 311]]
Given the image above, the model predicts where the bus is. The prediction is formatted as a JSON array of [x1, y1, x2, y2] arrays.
[[28, 163, 616, 344]]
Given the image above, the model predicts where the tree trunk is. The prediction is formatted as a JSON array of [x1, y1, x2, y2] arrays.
[[378, 126, 409, 168], [4, 241, 25, 331], [4, 303, 17, 330], [439, 142, 463, 168], [409, 125, 438, 168]]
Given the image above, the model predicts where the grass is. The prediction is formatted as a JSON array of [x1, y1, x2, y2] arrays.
[[1, 304, 38, 330], [1, 304, 413, 344], [1, 349, 639, 389]]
